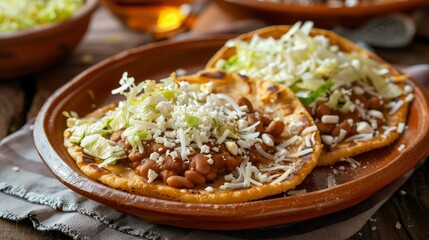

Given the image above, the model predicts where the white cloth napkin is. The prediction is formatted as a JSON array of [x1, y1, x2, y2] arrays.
[[1, 65, 428, 240]]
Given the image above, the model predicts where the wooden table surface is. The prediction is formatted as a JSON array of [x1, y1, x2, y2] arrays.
[[1, 3, 428, 240]]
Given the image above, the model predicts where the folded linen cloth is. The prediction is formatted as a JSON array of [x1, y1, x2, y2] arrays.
[[1, 65, 428, 240]]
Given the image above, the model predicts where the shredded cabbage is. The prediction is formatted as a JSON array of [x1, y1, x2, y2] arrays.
[[76, 133, 126, 167], [0, 0, 84, 33], [216, 21, 403, 106]]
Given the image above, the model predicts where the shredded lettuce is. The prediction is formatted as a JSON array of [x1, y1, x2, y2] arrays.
[[79, 134, 126, 167], [298, 81, 334, 105], [68, 125, 86, 144], [215, 21, 403, 105], [326, 90, 343, 111], [185, 114, 201, 127], [222, 55, 238, 70], [0, 0, 84, 33]]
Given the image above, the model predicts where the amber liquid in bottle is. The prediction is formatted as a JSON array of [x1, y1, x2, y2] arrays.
[[103, 0, 202, 39]]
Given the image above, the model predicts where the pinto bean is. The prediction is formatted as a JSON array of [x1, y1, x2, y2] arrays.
[[247, 113, 263, 133], [160, 170, 176, 182], [352, 94, 370, 109], [182, 162, 190, 172], [340, 109, 360, 122], [192, 153, 211, 174], [370, 97, 383, 110], [166, 176, 194, 188], [185, 170, 206, 185], [315, 101, 332, 118], [375, 117, 385, 126], [123, 138, 132, 150], [265, 120, 284, 136], [110, 130, 123, 142], [316, 122, 335, 134], [258, 114, 272, 127], [248, 148, 261, 163], [137, 160, 156, 178], [130, 161, 141, 170], [149, 143, 168, 154], [128, 148, 146, 162], [162, 156, 183, 173], [237, 96, 254, 112], [212, 154, 226, 173], [205, 171, 217, 181], [331, 121, 351, 137], [225, 156, 243, 172], [349, 125, 358, 136]]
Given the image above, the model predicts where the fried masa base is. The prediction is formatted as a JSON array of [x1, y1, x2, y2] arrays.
[[206, 25, 410, 166], [64, 70, 322, 204]]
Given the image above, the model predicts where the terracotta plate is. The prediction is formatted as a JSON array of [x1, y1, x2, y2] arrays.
[[213, 0, 429, 28], [34, 36, 429, 230]]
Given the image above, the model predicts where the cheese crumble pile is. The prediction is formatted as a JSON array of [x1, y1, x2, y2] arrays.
[[65, 73, 317, 190]]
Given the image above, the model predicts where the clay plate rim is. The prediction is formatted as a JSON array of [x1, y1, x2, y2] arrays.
[[34, 36, 429, 230], [214, 0, 429, 16]]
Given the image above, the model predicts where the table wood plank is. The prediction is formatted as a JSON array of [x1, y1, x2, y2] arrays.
[[0, 82, 25, 139]]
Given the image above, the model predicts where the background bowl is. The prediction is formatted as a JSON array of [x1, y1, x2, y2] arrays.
[[0, 0, 99, 80], [213, 0, 429, 28], [34, 36, 429, 230]]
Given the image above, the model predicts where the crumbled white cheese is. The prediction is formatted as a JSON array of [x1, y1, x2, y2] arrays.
[[225, 141, 238, 155], [356, 121, 374, 134], [321, 115, 339, 124], [404, 85, 413, 93], [397, 144, 405, 152], [149, 152, 160, 161], [322, 135, 334, 145], [397, 123, 405, 134], [395, 222, 402, 229], [302, 125, 318, 135], [388, 100, 404, 115], [327, 174, 336, 188], [382, 126, 397, 137], [368, 110, 383, 119], [204, 186, 214, 192], [147, 169, 158, 183], [405, 93, 414, 102], [262, 134, 274, 147], [200, 145, 210, 154], [288, 120, 304, 135]]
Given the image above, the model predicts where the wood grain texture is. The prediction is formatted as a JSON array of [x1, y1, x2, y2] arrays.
[[0, 82, 24, 139], [0, 219, 70, 240], [1, 2, 429, 239]]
